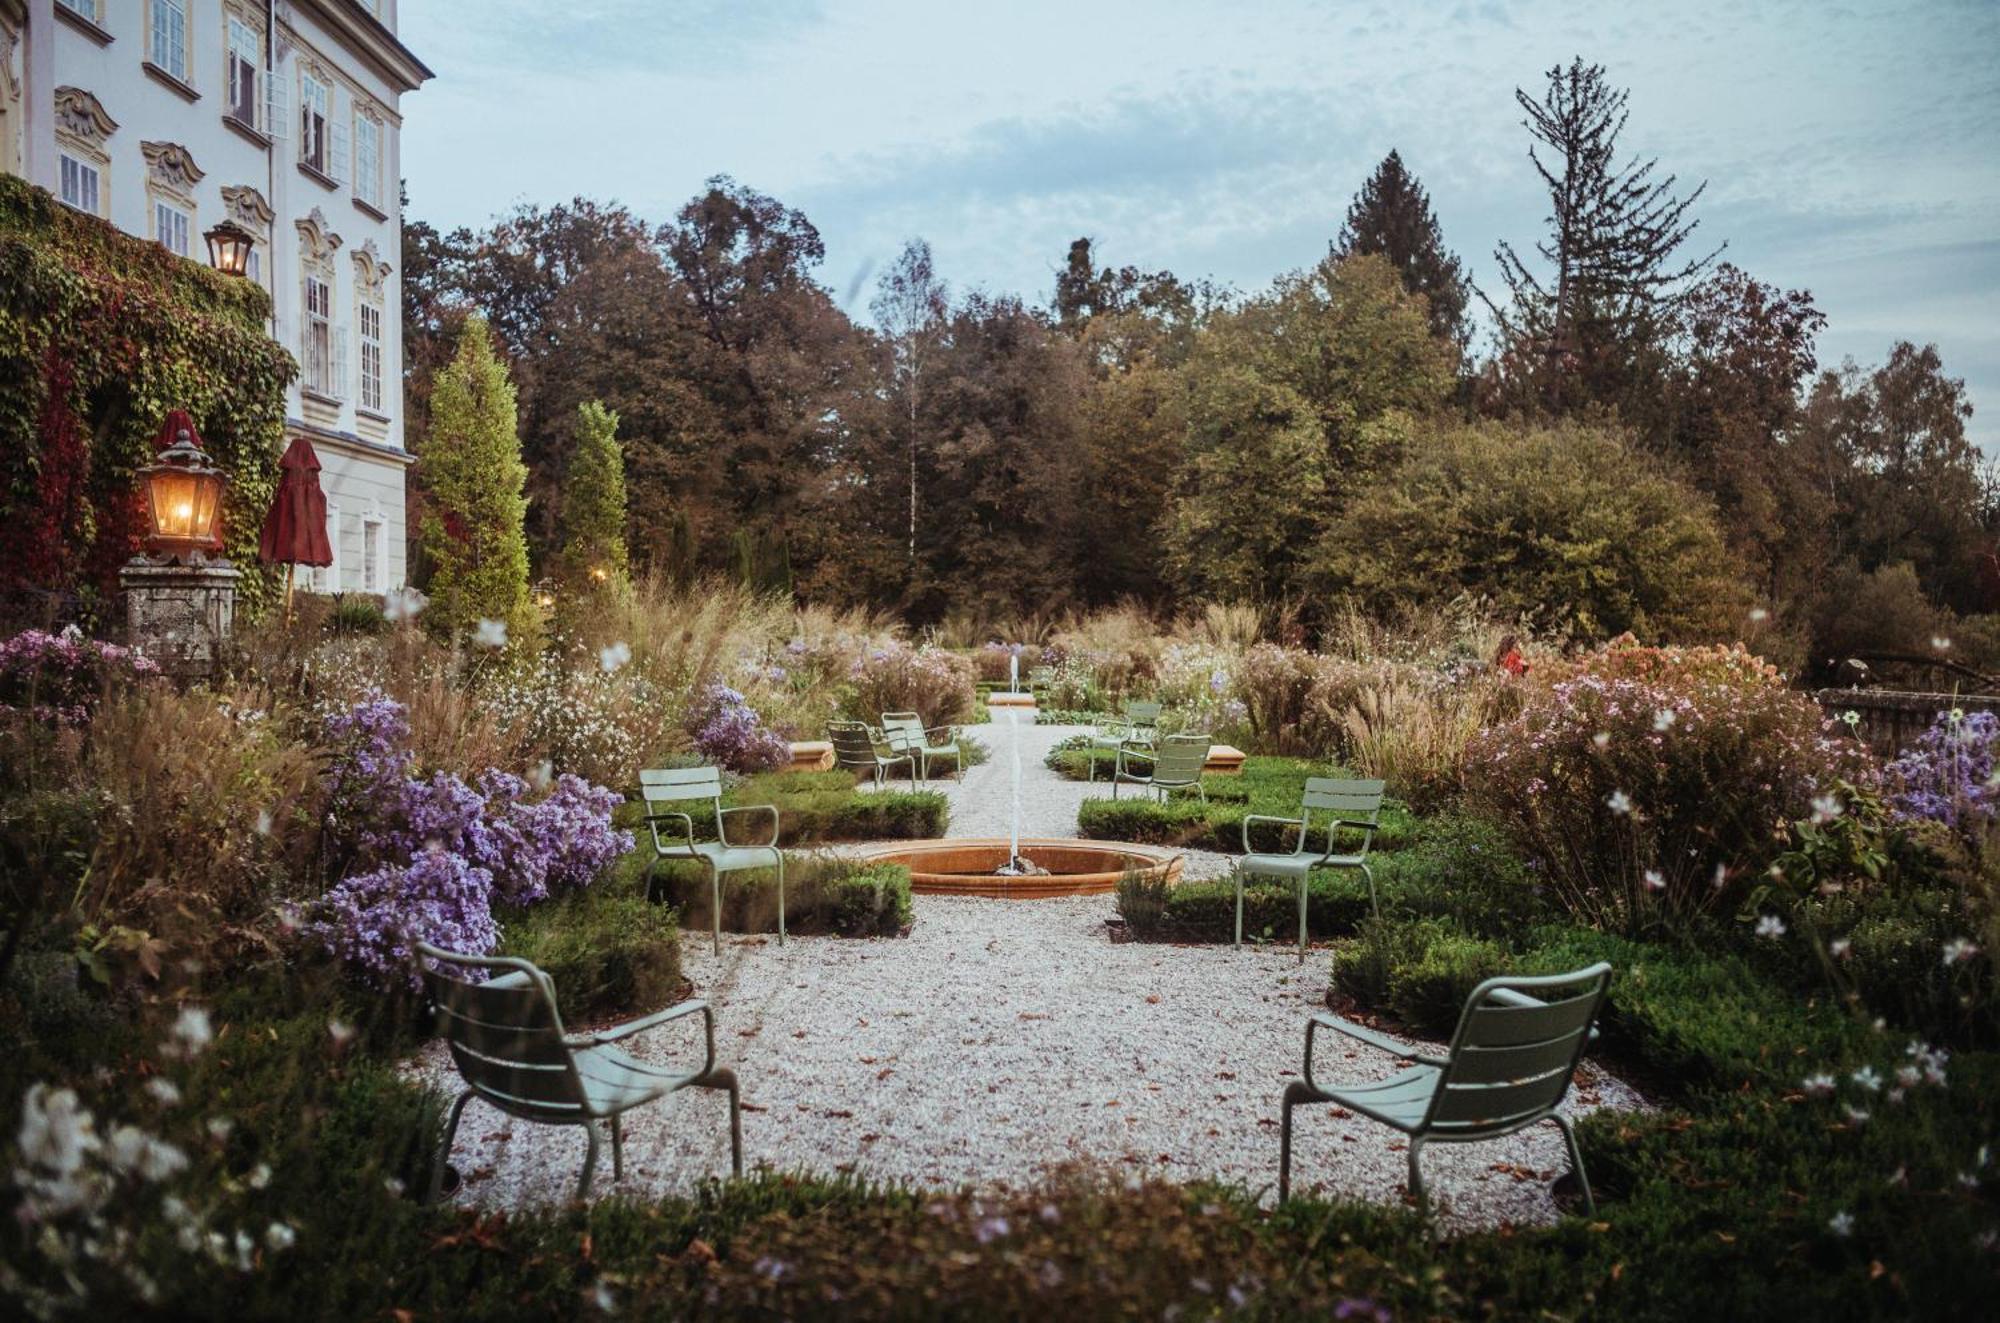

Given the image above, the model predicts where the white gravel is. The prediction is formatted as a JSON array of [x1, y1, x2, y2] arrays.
[[408, 716, 1645, 1229]]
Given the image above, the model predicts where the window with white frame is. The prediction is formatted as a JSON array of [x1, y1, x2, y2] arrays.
[[227, 17, 262, 130], [59, 154, 101, 216], [300, 69, 330, 173], [362, 515, 383, 591], [358, 301, 384, 412], [58, 0, 101, 22], [245, 245, 262, 285], [150, 1, 189, 83], [353, 113, 382, 209], [153, 199, 191, 257], [304, 273, 334, 393]]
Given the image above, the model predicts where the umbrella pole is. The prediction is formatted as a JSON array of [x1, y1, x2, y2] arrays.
[[284, 563, 295, 625]]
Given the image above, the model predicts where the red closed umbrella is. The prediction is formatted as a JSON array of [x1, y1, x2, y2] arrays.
[[259, 436, 333, 619]]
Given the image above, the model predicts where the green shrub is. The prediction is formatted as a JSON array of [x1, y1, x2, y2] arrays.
[[1368, 813, 1548, 940], [1132, 871, 1378, 945], [651, 854, 912, 937], [1330, 915, 1509, 1035], [1077, 766, 1419, 855], [1115, 868, 1172, 937], [618, 771, 949, 845], [329, 595, 389, 635], [499, 885, 684, 1019]]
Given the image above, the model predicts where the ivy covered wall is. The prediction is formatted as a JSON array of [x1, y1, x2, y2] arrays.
[[0, 173, 296, 622]]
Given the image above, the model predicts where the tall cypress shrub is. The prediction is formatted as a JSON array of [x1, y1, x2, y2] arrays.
[[555, 400, 630, 600]]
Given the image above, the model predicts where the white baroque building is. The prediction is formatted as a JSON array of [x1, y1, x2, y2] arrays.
[[0, 0, 430, 593]]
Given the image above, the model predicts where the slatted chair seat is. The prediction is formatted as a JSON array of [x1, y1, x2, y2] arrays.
[[1234, 776, 1386, 961], [881, 711, 963, 784], [640, 766, 785, 955], [420, 943, 743, 1203], [1279, 963, 1613, 1217]]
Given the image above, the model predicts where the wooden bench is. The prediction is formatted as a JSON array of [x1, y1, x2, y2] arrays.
[[1203, 744, 1246, 775], [787, 740, 834, 773]]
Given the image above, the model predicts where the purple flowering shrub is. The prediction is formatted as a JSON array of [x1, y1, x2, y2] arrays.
[[1887, 709, 2000, 831], [687, 682, 790, 773], [0, 627, 161, 725], [312, 692, 634, 989], [1468, 638, 1875, 930], [305, 848, 502, 992]]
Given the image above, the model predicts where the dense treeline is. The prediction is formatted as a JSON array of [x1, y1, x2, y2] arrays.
[[402, 58, 1991, 680]]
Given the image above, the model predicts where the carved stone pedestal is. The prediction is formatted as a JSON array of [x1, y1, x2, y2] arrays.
[[120, 558, 240, 679]]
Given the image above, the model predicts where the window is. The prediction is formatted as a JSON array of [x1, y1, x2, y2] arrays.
[[362, 516, 383, 592], [58, 0, 100, 20], [59, 154, 101, 216], [153, 200, 191, 257], [353, 114, 382, 209], [305, 273, 333, 393], [227, 18, 262, 130], [300, 70, 329, 173], [245, 245, 262, 285], [150, 1, 189, 83], [358, 302, 384, 412]]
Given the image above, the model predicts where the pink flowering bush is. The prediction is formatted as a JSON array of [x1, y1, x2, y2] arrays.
[[0, 627, 160, 725], [846, 642, 976, 728], [1467, 638, 1874, 931]]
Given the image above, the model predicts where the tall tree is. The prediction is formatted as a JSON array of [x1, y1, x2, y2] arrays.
[[871, 239, 950, 572], [416, 317, 532, 639], [554, 400, 630, 600], [1485, 58, 1719, 418], [1333, 150, 1471, 352]]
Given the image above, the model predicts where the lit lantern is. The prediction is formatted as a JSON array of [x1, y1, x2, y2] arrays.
[[203, 219, 255, 278], [139, 421, 228, 561]]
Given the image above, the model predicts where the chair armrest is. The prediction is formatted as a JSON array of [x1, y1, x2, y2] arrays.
[[1316, 818, 1378, 861], [923, 725, 958, 743], [1241, 813, 1305, 855], [583, 1000, 716, 1074], [646, 811, 697, 854], [717, 803, 781, 848], [1304, 1011, 1447, 1091]]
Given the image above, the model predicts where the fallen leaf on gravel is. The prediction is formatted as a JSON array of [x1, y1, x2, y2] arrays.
[[824, 1109, 854, 1119], [1145, 994, 1161, 1004], [1215, 1071, 1236, 1080], [876, 1068, 894, 1080], [1018, 1012, 1050, 1021], [740, 1102, 768, 1112], [859, 1134, 880, 1144]]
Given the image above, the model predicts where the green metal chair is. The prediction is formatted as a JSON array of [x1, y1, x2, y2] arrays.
[[1112, 732, 1211, 802], [640, 766, 784, 955], [1233, 776, 1384, 960], [881, 711, 963, 783], [1088, 700, 1163, 782], [1279, 963, 1613, 1215], [419, 942, 743, 1203], [829, 720, 914, 788]]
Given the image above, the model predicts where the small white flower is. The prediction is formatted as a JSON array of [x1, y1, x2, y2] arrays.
[[598, 641, 632, 674], [1933, 636, 1953, 652], [1749, 607, 1770, 623], [974, 1215, 1010, 1244], [17, 1084, 99, 1175], [1592, 731, 1612, 749], [1653, 709, 1677, 732], [527, 759, 554, 792], [1830, 937, 1852, 959], [145, 1078, 181, 1108], [1642, 869, 1666, 892], [1851, 1066, 1883, 1093], [1755, 914, 1787, 940], [1841, 709, 1861, 728], [166, 1006, 213, 1058], [1801, 1073, 1836, 1098], [1038, 1202, 1061, 1224], [264, 1222, 296, 1252], [1606, 789, 1633, 815], [592, 1281, 616, 1312], [383, 587, 428, 623], [1959, 1171, 1981, 1190], [1712, 863, 1730, 891], [1828, 1211, 1855, 1237], [328, 1019, 355, 1048], [1887, 1166, 1908, 1187], [206, 1116, 235, 1141], [1943, 938, 1979, 966], [106, 1125, 188, 1181], [384, 1176, 407, 1198], [248, 1162, 272, 1190], [1844, 1105, 1871, 1125], [1810, 793, 1843, 825], [472, 619, 509, 650], [254, 808, 273, 837]]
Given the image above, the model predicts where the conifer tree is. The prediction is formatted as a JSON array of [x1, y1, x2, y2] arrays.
[[416, 316, 533, 638], [555, 400, 630, 598], [1334, 151, 1471, 351]]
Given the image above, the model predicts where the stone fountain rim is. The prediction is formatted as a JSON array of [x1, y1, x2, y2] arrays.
[[850, 836, 1183, 898]]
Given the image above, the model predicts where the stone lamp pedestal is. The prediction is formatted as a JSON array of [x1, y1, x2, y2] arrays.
[[120, 556, 240, 680]]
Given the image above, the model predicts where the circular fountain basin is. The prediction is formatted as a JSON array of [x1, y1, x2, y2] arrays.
[[851, 837, 1182, 898]]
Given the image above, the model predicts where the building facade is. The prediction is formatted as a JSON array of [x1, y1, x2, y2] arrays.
[[0, 0, 429, 594]]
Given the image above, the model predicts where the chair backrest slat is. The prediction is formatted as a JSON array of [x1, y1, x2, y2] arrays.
[[640, 766, 723, 803], [829, 721, 882, 763], [879, 713, 923, 750], [421, 946, 587, 1121], [1424, 963, 1611, 1135], [1125, 700, 1163, 726], [1302, 777, 1385, 815], [1150, 734, 1211, 784]]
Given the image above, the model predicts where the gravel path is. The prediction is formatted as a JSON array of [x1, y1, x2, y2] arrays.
[[410, 716, 1645, 1229]]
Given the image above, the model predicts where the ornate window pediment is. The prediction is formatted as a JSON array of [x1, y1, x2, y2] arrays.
[[296, 206, 343, 268], [141, 141, 204, 198], [351, 239, 392, 296], [54, 86, 117, 149], [221, 184, 275, 234]]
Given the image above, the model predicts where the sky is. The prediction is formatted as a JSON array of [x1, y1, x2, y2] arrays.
[[398, 0, 2000, 449]]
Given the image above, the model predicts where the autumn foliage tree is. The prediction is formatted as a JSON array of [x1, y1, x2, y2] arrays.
[[416, 316, 532, 638]]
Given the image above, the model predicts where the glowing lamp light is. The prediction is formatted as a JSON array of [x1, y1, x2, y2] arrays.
[[203, 219, 256, 278], [139, 423, 227, 560], [589, 566, 609, 582]]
